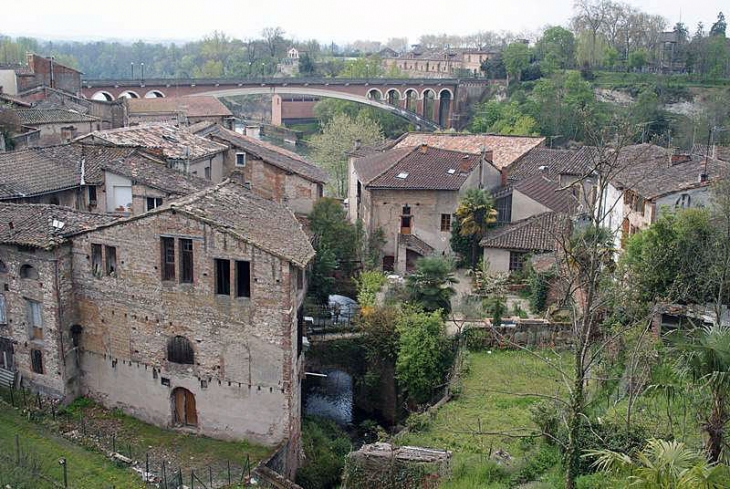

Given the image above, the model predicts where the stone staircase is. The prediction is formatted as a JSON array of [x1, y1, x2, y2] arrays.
[[0, 367, 16, 389], [399, 233, 435, 257]]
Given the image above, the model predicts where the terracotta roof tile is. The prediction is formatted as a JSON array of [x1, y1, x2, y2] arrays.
[[393, 133, 545, 170], [512, 174, 577, 214], [0, 203, 117, 249], [126, 97, 233, 118], [480, 212, 568, 252], [507, 147, 577, 181], [15, 108, 99, 125]]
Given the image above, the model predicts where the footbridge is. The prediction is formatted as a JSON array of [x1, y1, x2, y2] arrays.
[[81, 77, 496, 130]]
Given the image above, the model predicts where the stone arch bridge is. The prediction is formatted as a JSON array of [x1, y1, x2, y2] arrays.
[[81, 77, 496, 130]]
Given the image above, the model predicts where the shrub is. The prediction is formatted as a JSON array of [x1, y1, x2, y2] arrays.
[[355, 270, 386, 309], [296, 417, 352, 489]]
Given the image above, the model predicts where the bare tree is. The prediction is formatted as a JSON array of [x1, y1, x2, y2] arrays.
[[261, 26, 285, 58], [572, 0, 612, 66]]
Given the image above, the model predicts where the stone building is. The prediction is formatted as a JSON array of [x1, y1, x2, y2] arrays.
[[0, 181, 313, 476], [0, 143, 211, 215], [124, 97, 234, 127], [349, 143, 500, 273], [15, 108, 101, 145], [0, 54, 82, 96], [380, 47, 501, 78], [203, 125, 327, 215], [77, 124, 228, 182]]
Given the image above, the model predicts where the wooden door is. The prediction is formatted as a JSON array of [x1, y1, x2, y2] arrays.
[[173, 388, 197, 426], [185, 390, 198, 426]]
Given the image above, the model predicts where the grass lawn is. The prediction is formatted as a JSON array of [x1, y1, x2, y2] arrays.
[[0, 403, 144, 488], [397, 349, 570, 488]]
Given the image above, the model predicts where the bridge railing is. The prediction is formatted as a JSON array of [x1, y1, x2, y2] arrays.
[[81, 77, 485, 87]]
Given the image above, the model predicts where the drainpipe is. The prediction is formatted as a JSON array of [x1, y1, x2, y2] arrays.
[[49, 56, 55, 89]]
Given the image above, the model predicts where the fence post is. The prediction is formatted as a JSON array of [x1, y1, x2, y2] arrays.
[[227, 460, 231, 485], [60, 457, 68, 488], [15, 433, 19, 465], [162, 460, 167, 489], [9, 386, 14, 406]]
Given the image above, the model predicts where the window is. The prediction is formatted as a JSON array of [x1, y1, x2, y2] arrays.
[[161, 238, 175, 281], [509, 252, 527, 272], [105, 246, 117, 276], [88, 186, 97, 205], [146, 197, 163, 211], [91, 244, 102, 276], [0, 294, 5, 324], [180, 239, 193, 284], [20, 264, 38, 280], [215, 259, 230, 295], [30, 349, 43, 374], [235, 261, 251, 298], [402, 205, 411, 215], [440, 214, 452, 232], [296, 268, 304, 290], [236, 152, 247, 167], [204, 167, 211, 180], [167, 336, 194, 364], [26, 299, 42, 340]]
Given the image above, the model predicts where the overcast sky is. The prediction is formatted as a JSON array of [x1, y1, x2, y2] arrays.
[[1, 0, 724, 44]]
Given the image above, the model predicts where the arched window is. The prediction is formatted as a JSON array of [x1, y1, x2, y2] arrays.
[[20, 264, 39, 279], [167, 336, 194, 364]]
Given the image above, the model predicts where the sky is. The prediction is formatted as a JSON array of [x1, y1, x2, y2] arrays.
[[1, 0, 724, 45]]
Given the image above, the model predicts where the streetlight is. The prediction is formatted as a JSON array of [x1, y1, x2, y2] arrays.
[[130, 62, 134, 79], [261, 62, 266, 83]]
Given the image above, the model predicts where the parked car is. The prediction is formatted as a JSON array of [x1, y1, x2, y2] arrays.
[[328, 295, 359, 324]]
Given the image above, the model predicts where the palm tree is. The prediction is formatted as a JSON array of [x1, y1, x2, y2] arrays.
[[675, 324, 730, 463], [586, 438, 730, 488], [406, 256, 457, 314], [454, 189, 497, 269]]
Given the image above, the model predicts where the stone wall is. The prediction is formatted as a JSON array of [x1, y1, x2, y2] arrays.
[[70, 210, 302, 446], [465, 320, 573, 349]]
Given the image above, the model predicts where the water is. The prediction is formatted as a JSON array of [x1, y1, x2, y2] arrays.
[[303, 369, 353, 426]]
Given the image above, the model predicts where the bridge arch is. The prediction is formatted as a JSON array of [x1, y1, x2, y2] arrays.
[[118, 90, 140, 99], [404, 88, 419, 112], [366, 88, 383, 101], [422, 89, 436, 120], [91, 90, 114, 101], [438, 88, 454, 100], [438, 89, 453, 127], [144, 90, 166, 98], [190, 86, 440, 130], [385, 88, 401, 106]]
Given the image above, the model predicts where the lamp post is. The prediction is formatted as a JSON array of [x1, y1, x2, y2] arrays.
[[140, 62, 145, 83], [261, 62, 266, 83], [130, 62, 134, 79]]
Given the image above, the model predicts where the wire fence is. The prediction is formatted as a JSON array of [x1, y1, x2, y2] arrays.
[[0, 386, 254, 488]]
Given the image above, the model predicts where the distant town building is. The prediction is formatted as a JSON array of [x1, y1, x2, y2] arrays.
[[380, 46, 501, 78], [0, 54, 82, 96], [124, 96, 234, 127]]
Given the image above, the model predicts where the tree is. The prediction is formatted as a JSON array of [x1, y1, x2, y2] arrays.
[[406, 256, 457, 314], [710, 12, 727, 37], [395, 309, 450, 404], [587, 438, 730, 488], [454, 189, 497, 269], [481, 53, 506, 79], [628, 48, 648, 71], [298, 53, 316, 76], [469, 100, 538, 136], [536, 26, 576, 72], [502, 42, 531, 83], [261, 27, 285, 58], [310, 113, 384, 198], [572, 0, 611, 67]]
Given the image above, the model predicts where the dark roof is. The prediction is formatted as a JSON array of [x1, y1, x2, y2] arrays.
[[507, 147, 577, 181], [0, 92, 32, 107], [208, 126, 328, 184], [81, 123, 228, 160], [99, 153, 213, 196], [512, 174, 577, 214], [356, 145, 481, 190], [126, 97, 233, 118], [0, 144, 135, 199], [560, 146, 603, 176], [611, 144, 730, 199], [0, 203, 116, 249], [15, 108, 99, 125], [89, 181, 315, 267], [480, 212, 567, 252]]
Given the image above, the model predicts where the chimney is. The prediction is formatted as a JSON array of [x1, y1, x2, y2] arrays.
[[500, 168, 508, 186], [698, 172, 709, 183], [419, 143, 428, 154]]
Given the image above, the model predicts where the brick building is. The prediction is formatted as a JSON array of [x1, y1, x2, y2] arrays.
[[0, 181, 313, 475], [0, 54, 82, 96], [380, 47, 500, 78]]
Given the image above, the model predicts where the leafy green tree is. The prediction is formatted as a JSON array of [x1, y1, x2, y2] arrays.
[[469, 100, 538, 136], [298, 53, 316, 76], [338, 57, 384, 78], [481, 53, 507, 79], [629, 88, 669, 143], [710, 12, 727, 37], [603, 47, 620, 70], [406, 257, 457, 314], [503, 42, 531, 83], [313, 98, 411, 138], [296, 417, 352, 489], [535, 26, 575, 72], [310, 113, 383, 198], [395, 309, 450, 404], [454, 189, 497, 269], [628, 49, 649, 71], [587, 438, 730, 488]]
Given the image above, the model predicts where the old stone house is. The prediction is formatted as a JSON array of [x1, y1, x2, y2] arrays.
[[15, 108, 101, 145], [124, 97, 233, 127], [203, 125, 328, 215], [0, 181, 313, 475], [601, 144, 730, 251], [349, 143, 500, 273], [77, 124, 228, 182], [380, 47, 501, 78], [0, 143, 211, 215]]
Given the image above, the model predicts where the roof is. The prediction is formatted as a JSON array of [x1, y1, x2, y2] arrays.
[[126, 97, 233, 118], [0, 203, 116, 249], [0, 144, 136, 199], [611, 144, 730, 199], [208, 126, 328, 184], [480, 212, 567, 252], [91, 181, 314, 267], [393, 133, 545, 170], [507, 147, 577, 181], [15, 108, 99, 125], [355, 145, 481, 190], [692, 144, 730, 163], [81, 123, 228, 160], [0, 92, 31, 107], [512, 174, 577, 214], [0, 143, 209, 199]]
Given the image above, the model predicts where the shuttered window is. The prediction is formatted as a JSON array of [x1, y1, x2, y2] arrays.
[[161, 238, 175, 281], [167, 336, 194, 364]]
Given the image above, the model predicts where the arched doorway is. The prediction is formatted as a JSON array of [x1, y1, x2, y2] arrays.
[[438, 89, 452, 128], [404, 89, 418, 112], [422, 90, 436, 121], [385, 89, 401, 106], [91, 91, 114, 101], [172, 387, 198, 427]]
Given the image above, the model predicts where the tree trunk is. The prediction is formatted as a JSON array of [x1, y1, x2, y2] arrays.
[[706, 390, 726, 463], [564, 350, 585, 489]]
